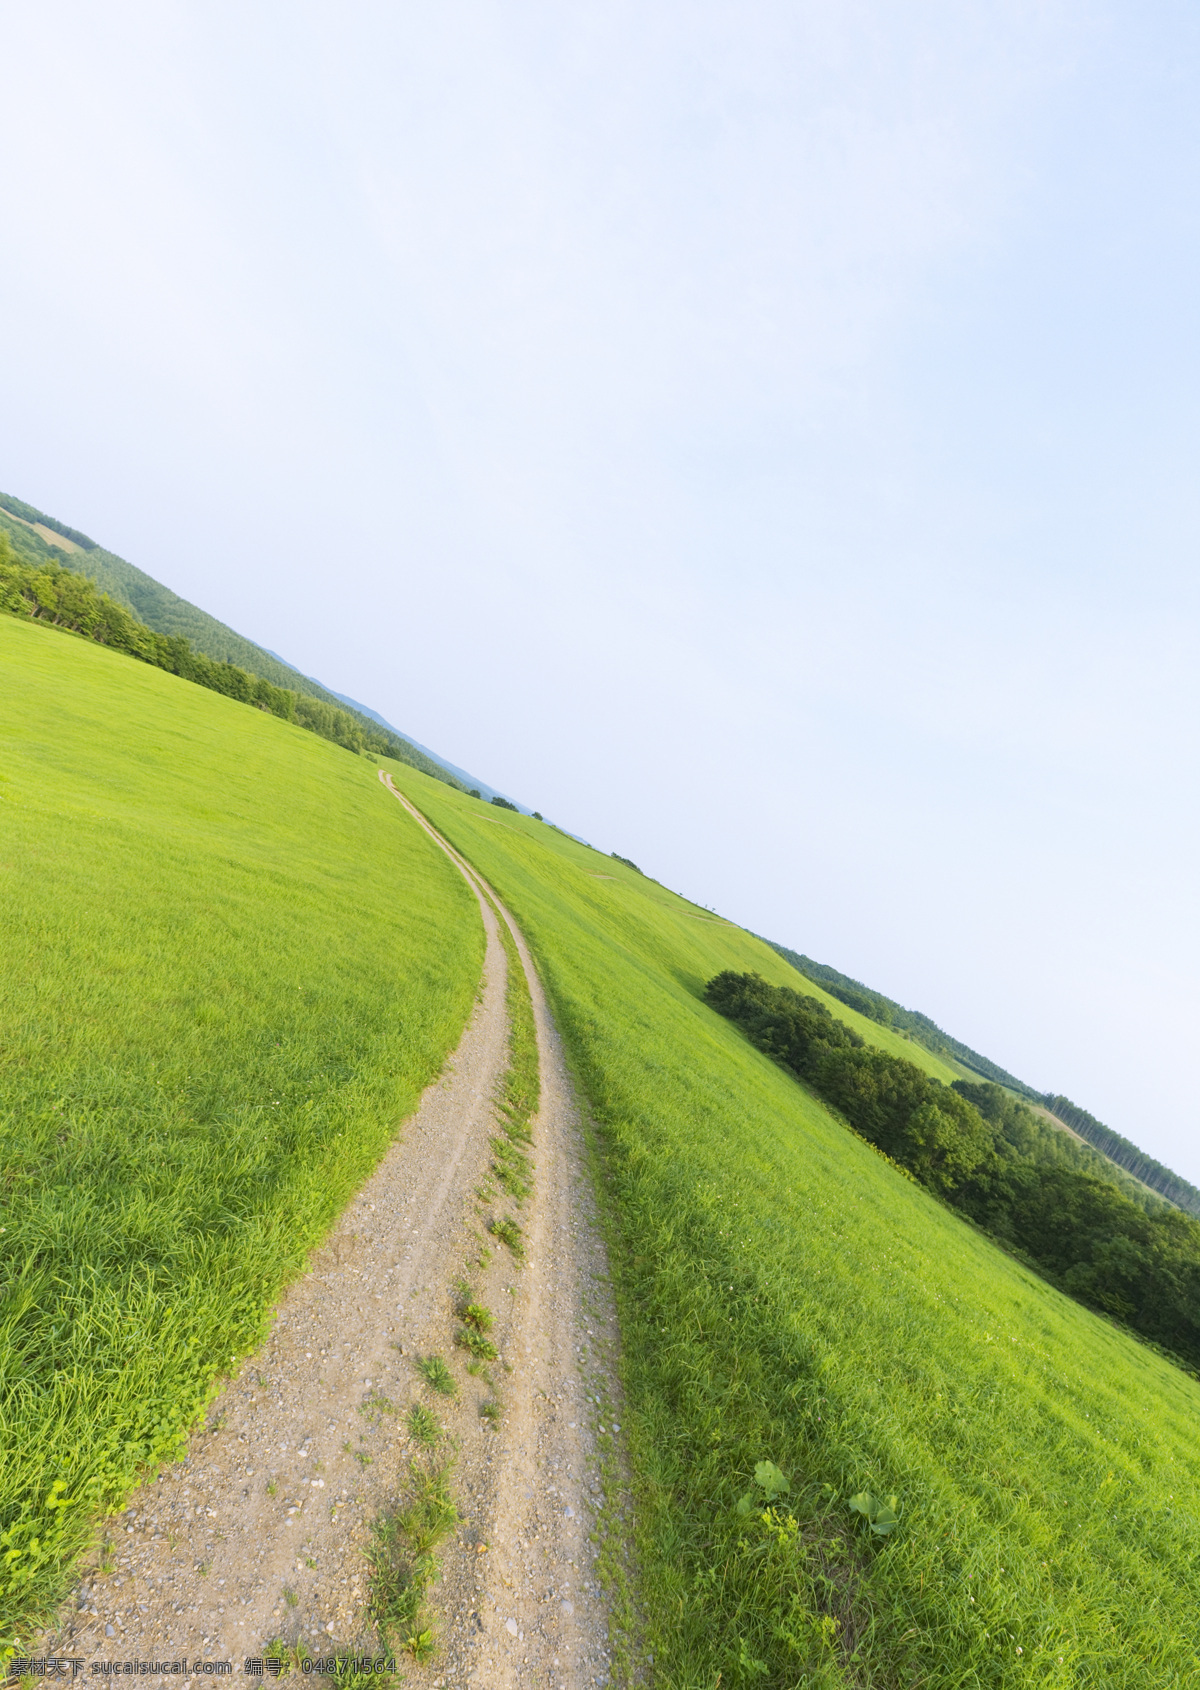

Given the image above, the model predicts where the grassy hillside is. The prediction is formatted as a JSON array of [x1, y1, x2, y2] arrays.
[[0, 617, 483, 1638], [0, 529, 461, 784], [388, 768, 1200, 1689], [0, 495, 327, 687], [0, 495, 457, 785]]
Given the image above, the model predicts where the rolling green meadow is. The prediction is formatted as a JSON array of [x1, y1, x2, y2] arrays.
[[388, 764, 1200, 1689], [0, 616, 483, 1637]]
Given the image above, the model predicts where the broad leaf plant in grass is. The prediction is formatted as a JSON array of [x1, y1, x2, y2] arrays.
[[390, 760, 1200, 1690], [0, 616, 483, 1642]]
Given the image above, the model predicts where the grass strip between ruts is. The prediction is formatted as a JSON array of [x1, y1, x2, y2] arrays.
[[483, 897, 539, 1218], [487, 896, 540, 1148]]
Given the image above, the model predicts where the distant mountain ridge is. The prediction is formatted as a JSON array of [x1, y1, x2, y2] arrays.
[[766, 938, 1200, 1218], [764, 941, 1039, 1094], [274, 663, 523, 809], [0, 491, 509, 797]]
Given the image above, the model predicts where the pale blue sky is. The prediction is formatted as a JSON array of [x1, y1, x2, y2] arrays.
[[3, 2, 1199, 1177]]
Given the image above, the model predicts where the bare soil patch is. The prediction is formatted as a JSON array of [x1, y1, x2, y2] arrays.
[[3, 508, 82, 552]]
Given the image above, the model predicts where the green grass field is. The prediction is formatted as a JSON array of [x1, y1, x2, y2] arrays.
[[0, 618, 483, 1639], [390, 766, 1200, 1689]]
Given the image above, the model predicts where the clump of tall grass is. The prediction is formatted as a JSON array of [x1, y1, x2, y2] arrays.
[[416, 1355, 456, 1397], [454, 1326, 498, 1361], [367, 1462, 459, 1661], [406, 1403, 441, 1448], [487, 1215, 525, 1261]]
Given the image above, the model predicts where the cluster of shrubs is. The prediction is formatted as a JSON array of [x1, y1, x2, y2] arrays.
[[706, 971, 1200, 1371], [0, 537, 458, 780]]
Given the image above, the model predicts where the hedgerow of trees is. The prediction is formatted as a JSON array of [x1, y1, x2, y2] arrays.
[[0, 534, 462, 784], [706, 971, 1200, 1373]]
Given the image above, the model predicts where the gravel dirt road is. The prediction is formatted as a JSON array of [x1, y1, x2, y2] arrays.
[[37, 771, 625, 1690]]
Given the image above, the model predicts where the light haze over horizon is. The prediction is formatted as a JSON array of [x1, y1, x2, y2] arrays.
[[4, 3, 1199, 1180]]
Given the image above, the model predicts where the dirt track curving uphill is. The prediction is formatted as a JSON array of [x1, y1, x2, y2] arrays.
[[37, 770, 625, 1690]]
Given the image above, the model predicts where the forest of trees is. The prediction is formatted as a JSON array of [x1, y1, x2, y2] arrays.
[[1044, 1094, 1200, 1217], [707, 970, 1200, 1373], [0, 536, 462, 785]]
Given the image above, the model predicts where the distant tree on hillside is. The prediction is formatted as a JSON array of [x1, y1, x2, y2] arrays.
[[491, 795, 518, 811]]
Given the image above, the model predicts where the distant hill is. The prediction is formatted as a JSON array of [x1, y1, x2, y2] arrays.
[[763, 941, 1039, 1094], [765, 937, 1200, 1217], [303, 673, 526, 810], [1042, 1093, 1200, 1218], [0, 492, 336, 690], [0, 490, 481, 794]]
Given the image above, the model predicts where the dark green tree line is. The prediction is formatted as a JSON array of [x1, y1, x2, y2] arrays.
[[706, 971, 1200, 1372], [0, 537, 461, 783]]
